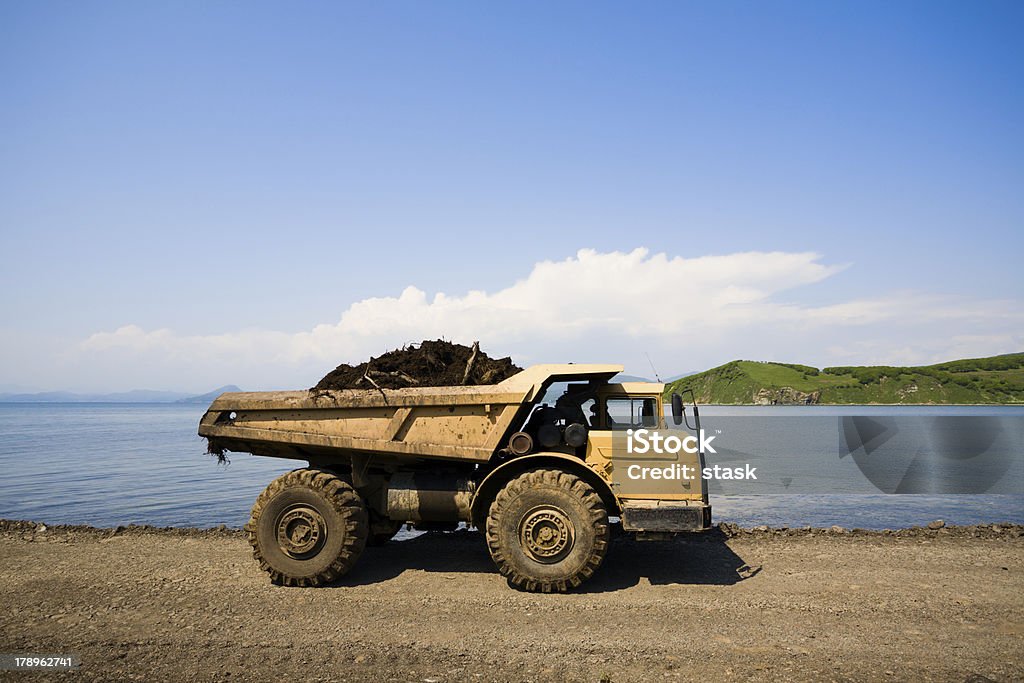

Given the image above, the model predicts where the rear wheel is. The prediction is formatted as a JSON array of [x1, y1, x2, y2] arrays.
[[245, 468, 368, 586], [485, 468, 609, 592]]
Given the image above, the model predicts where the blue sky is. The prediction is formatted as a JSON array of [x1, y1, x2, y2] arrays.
[[1, 1, 1022, 392]]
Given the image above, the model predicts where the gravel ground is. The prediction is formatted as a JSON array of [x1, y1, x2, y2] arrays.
[[1, 520, 1021, 682]]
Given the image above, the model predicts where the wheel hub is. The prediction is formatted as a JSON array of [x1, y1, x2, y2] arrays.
[[519, 506, 574, 563], [276, 505, 327, 559]]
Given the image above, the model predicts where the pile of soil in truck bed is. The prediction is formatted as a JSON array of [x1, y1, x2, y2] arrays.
[[312, 340, 522, 391]]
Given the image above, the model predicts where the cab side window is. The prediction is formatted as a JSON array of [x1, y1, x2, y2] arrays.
[[605, 398, 658, 429]]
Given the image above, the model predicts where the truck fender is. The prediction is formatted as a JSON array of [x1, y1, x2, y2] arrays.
[[471, 452, 619, 528]]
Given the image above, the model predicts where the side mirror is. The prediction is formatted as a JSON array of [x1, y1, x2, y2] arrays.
[[671, 393, 684, 426]]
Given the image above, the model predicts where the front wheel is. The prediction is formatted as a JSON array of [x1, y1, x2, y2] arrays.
[[245, 468, 368, 586], [485, 468, 609, 593]]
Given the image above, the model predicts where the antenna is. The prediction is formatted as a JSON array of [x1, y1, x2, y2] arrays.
[[644, 352, 662, 383]]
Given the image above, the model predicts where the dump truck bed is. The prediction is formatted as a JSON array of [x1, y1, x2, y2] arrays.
[[199, 364, 623, 465]]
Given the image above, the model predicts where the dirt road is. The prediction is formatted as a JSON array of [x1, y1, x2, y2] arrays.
[[1, 521, 1021, 682]]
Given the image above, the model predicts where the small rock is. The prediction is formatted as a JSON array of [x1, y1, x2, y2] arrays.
[[830, 525, 846, 534], [753, 525, 769, 532], [927, 520, 945, 530]]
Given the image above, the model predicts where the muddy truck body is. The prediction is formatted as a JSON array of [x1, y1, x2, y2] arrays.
[[199, 364, 711, 592]]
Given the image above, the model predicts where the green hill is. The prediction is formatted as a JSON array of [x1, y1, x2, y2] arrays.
[[664, 353, 1024, 405]]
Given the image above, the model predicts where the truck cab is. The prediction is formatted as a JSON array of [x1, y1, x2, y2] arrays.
[[505, 377, 712, 538]]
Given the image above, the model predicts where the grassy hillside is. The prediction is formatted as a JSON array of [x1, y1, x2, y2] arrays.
[[664, 353, 1024, 405]]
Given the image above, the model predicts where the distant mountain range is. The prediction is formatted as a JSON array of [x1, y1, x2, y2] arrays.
[[0, 371, 703, 402], [665, 353, 1024, 405], [0, 385, 241, 404], [174, 386, 242, 404], [0, 370, 699, 403]]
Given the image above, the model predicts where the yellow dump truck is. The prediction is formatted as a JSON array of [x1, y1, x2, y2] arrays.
[[199, 364, 711, 592]]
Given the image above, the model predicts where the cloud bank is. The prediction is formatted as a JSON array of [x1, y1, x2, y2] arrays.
[[67, 248, 1024, 391]]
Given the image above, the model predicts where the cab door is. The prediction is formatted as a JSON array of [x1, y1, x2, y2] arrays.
[[585, 394, 704, 503]]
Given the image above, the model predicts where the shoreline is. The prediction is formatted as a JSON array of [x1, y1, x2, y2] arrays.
[[3, 517, 1021, 539], [2, 400, 1023, 406], [686, 402, 1024, 407]]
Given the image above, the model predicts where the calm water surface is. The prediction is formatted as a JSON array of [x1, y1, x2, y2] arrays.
[[0, 403, 1020, 529]]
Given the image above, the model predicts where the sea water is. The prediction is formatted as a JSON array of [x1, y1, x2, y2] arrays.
[[0, 403, 1020, 530]]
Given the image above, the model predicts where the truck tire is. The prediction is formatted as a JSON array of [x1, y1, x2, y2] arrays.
[[485, 468, 609, 592], [245, 468, 368, 586]]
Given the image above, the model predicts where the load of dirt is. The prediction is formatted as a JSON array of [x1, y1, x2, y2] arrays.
[[312, 340, 522, 391]]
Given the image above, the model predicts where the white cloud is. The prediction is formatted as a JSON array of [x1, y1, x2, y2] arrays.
[[62, 247, 1024, 391]]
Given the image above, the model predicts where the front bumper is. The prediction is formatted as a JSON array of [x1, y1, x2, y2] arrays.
[[620, 500, 712, 533]]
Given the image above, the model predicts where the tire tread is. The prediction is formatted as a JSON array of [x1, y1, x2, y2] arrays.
[[485, 467, 609, 593], [244, 468, 367, 587]]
